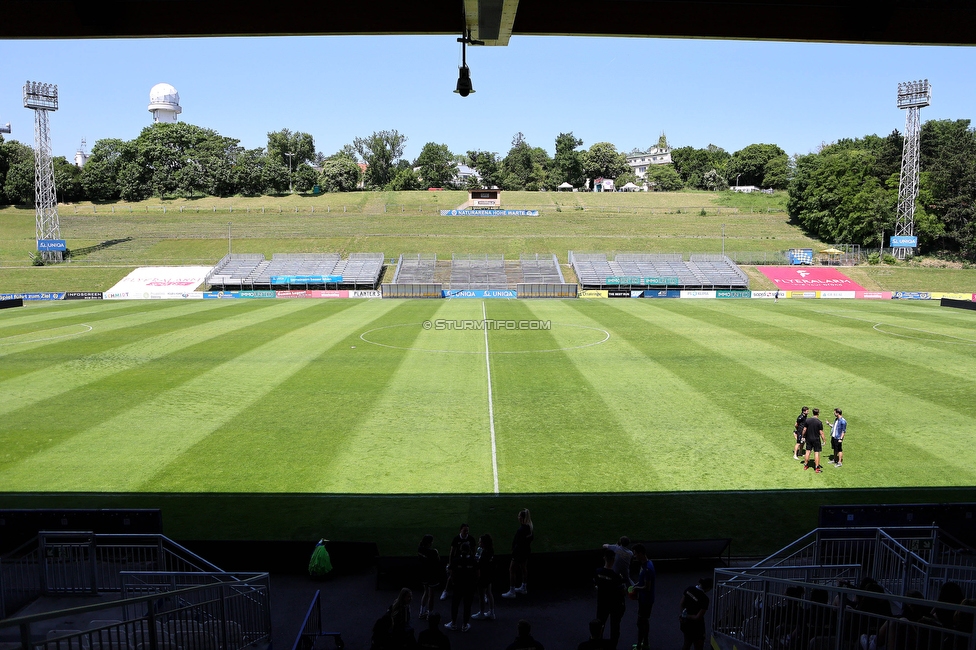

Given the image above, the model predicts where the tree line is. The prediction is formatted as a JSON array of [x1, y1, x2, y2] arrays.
[[788, 119, 976, 260], [0, 121, 794, 204]]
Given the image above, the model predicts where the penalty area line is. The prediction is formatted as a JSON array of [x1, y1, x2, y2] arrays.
[[483, 301, 499, 494]]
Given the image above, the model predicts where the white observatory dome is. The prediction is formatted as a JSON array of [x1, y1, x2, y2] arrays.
[[148, 82, 182, 123]]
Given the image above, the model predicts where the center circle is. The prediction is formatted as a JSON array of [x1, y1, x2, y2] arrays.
[[359, 322, 610, 354]]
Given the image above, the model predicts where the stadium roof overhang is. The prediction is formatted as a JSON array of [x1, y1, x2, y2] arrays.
[[3, 0, 976, 46]]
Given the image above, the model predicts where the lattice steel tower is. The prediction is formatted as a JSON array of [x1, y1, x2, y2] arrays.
[[24, 81, 62, 263], [894, 79, 931, 258]]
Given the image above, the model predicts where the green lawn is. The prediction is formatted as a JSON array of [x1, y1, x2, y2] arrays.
[[2, 297, 974, 552]]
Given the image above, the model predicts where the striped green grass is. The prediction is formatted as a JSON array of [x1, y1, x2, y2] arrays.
[[1, 297, 974, 552]]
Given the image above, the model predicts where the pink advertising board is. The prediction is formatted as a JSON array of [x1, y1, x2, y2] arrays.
[[757, 266, 866, 292]]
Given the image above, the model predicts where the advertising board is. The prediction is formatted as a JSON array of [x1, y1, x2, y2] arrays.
[[643, 290, 681, 298], [578, 290, 608, 299], [716, 290, 751, 299], [270, 275, 343, 284], [893, 292, 931, 300], [37, 239, 67, 251], [680, 290, 716, 299], [105, 266, 213, 299], [819, 291, 857, 299], [64, 292, 103, 300], [442, 289, 517, 298], [0, 292, 64, 301], [757, 266, 866, 292]]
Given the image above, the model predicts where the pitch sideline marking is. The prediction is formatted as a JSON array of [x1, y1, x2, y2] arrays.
[[0, 323, 93, 346], [483, 301, 500, 495], [815, 310, 976, 346]]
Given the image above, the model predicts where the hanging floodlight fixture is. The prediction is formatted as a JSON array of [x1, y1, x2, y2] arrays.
[[454, 29, 483, 97]]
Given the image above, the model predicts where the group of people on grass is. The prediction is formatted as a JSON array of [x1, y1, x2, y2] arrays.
[[793, 406, 847, 473]]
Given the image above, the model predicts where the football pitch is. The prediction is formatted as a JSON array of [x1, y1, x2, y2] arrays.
[[1, 297, 975, 550]]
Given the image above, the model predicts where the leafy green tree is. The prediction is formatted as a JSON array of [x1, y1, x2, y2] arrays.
[[645, 165, 683, 191], [333, 144, 359, 162], [81, 138, 129, 201], [319, 156, 362, 192], [294, 163, 319, 193], [614, 170, 638, 188], [702, 169, 728, 191], [231, 148, 272, 196], [354, 130, 407, 189], [501, 133, 535, 190], [552, 132, 585, 188], [727, 143, 789, 189], [918, 119, 976, 257], [415, 142, 456, 188], [387, 167, 421, 191], [0, 139, 34, 204], [53, 156, 83, 203], [583, 142, 629, 183], [671, 144, 730, 189], [267, 129, 316, 167], [467, 150, 500, 188]]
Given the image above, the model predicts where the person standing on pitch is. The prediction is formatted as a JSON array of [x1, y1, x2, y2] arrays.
[[502, 508, 534, 598], [793, 407, 809, 460], [828, 408, 846, 467], [802, 408, 826, 473], [631, 543, 655, 650]]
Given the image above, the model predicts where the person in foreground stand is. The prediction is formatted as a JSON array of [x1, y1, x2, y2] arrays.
[[594, 548, 625, 650], [578, 619, 607, 650], [471, 533, 495, 620], [828, 408, 846, 467], [417, 613, 450, 650], [679, 577, 713, 650], [502, 508, 534, 598], [631, 543, 655, 650], [445, 541, 477, 632], [418, 534, 442, 620], [602, 536, 634, 585], [506, 619, 545, 650]]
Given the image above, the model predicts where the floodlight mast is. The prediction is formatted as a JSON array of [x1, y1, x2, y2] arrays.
[[24, 81, 62, 263], [894, 79, 930, 259]]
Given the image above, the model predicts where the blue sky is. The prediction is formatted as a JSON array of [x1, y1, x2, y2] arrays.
[[1, 35, 975, 162]]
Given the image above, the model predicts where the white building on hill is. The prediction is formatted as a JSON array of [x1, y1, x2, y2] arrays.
[[626, 146, 672, 180]]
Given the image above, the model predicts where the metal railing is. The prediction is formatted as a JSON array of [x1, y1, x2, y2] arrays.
[[712, 570, 976, 650], [289, 590, 343, 650], [1, 532, 222, 618], [1, 575, 272, 650]]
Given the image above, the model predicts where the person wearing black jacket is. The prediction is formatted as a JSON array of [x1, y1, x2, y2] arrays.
[[594, 548, 626, 650], [679, 578, 713, 650]]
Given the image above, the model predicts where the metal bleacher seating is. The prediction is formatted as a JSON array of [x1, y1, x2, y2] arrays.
[[570, 252, 748, 289], [206, 252, 384, 289], [450, 254, 507, 290], [519, 254, 565, 284], [393, 254, 437, 284]]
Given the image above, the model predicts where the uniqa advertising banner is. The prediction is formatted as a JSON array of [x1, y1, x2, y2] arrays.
[[442, 289, 517, 298]]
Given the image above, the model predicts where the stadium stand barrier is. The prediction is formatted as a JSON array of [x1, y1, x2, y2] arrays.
[[711, 526, 976, 650], [381, 283, 443, 299], [569, 251, 749, 290], [516, 283, 578, 299]]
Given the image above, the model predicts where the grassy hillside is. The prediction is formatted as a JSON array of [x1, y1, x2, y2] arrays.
[[3, 190, 974, 293]]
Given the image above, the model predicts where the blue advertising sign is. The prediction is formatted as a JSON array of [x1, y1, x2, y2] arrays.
[[643, 290, 681, 298], [270, 275, 343, 284], [37, 239, 67, 251], [442, 289, 517, 298], [890, 236, 918, 248], [440, 210, 540, 216], [203, 290, 276, 299], [0, 292, 65, 301], [893, 291, 931, 300]]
